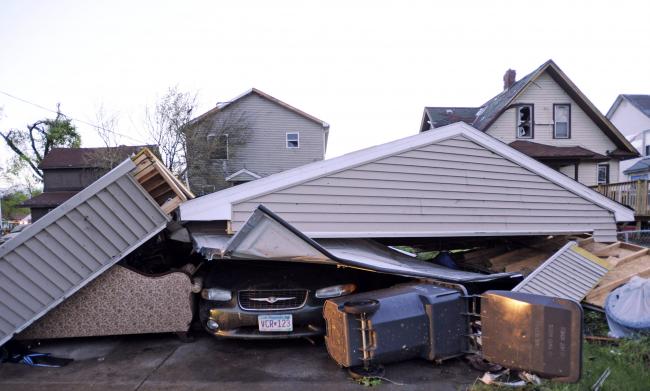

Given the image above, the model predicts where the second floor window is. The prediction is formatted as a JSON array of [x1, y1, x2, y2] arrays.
[[287, 132, 299, 148], [516, 105, 533, 139], [208, 134, 229, 159], [554, 104, 571, 139]]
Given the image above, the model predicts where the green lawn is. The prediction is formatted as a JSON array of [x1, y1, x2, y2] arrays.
[[470, 311, 650, 391]]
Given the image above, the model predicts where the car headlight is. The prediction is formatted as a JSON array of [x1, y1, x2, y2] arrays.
[[315, 284, 357, 299], [201, 288, 232, 301]]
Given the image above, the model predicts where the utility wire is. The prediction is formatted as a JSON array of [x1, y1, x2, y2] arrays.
[[0, 89, 149, 144]]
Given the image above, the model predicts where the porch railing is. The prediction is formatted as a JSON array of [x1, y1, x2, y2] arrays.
[[591, 180, 650, 216]]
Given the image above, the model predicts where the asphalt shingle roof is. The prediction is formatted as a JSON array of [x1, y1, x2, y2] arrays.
[[423, 107, 479, 128], [39, 146, 151, 169]]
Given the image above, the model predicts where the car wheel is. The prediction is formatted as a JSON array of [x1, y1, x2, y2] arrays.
[[342, 299, 380, 315]]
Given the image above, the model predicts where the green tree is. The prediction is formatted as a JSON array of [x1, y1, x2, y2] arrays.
[[0, 189, 33, 221], [1, 105, 81, 180]]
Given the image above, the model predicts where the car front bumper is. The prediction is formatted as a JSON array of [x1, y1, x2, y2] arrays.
[[201, 301, 325, 339]]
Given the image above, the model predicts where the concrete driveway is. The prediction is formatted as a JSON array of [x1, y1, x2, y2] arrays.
[[0, 333, 482, 390]]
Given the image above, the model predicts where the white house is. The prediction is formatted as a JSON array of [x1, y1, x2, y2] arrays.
[[606, 95, 650, 180]]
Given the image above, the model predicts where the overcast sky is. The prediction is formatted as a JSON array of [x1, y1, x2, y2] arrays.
[[2, 0, 650, 187]]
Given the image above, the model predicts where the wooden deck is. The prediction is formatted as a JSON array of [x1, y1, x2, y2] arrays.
[[592, 180, 650, 219]]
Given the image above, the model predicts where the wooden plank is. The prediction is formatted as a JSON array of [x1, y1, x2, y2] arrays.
[[504, 254, 549, 274], [612, 248, 650, 267], [591, 242, 621, 257], [161, 197, 182, 215]]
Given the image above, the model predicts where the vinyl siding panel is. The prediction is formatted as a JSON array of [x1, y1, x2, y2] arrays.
[[485, 73, 620, 186], [231, 135, 618, 240], [189, 93, 326, 194], [0, 160, 169, 346]]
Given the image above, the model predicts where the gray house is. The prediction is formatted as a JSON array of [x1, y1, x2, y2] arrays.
[[186, 88, 330, 195]]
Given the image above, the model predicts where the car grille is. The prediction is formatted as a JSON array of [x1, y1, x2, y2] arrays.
[[238, 289, 308, 311]]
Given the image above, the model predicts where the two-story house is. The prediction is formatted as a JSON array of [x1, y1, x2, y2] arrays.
[[185, 88, 330, 195], [606, 95, 650, 180], [21, 146, 147, 221], [420, 60, 638, 186]]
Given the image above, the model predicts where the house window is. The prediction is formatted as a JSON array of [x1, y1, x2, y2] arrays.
[[645, 145, 650, 156], [516, 105, 533, 139], [208, 134, 228, 159], [286, 132, 299, 148], [597, 163, 610, 185], [554, 104, 571, 139]]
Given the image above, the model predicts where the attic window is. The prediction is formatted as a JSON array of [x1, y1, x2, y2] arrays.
[[516, 105, 533, 139], [554, 104, 571, 139], [286, 132, 299, 148]]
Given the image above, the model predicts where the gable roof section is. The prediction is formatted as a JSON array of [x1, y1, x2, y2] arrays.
[[39, 146, 151, 169], [424, 60, 637, 156], [189, 88, 329, 129], [422, 107, 479, 130], [180, 122, 633, 223], [607, 94, 650, 119], [224, 168, 262, 182]]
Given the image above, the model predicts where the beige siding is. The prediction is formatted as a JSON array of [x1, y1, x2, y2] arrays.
[[579, 160, 619, 185], [231, 135, 618, 241], [485, 73, 620, 186], [189, 93, 326, 194]]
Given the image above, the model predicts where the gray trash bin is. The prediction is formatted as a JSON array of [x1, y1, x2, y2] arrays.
[[323, 283, 468, 368]]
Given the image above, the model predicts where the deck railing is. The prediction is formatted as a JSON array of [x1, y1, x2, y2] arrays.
[[591, 180, 650, 216]]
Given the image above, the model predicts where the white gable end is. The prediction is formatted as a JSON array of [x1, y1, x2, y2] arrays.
[[180, 123, 632, 242]]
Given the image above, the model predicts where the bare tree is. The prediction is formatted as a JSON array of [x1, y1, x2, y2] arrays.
[[145, 87, 251, 188], [145, 87, 197, 179], [185, 109, 251, 191], [88, 106, 137, 169]]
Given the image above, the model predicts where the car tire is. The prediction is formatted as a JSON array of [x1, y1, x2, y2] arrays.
[[342, 299, 380, 315]]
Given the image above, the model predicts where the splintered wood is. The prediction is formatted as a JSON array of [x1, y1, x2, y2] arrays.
[[460, 236, 650, 309], [580, 239, 650, 308], [131, 148, 195, 214]]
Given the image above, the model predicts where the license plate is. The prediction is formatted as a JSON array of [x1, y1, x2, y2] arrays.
[[258, 314, 293, 332]]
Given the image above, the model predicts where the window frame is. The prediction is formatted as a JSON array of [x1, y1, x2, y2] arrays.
[[515, 104, 534, 139], [597, 163, 610, 185], [553, 104, 571, 139], [207, 133, 229, 160], [286, 132, 300, 149]]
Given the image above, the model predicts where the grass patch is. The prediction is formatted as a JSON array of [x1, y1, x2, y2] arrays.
[[470, 338, 650, 390]]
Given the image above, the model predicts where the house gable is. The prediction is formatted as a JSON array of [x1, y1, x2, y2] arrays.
[[181, 123, 632, 242], [231, 134, 619, 241], [486, 72, 618, 155], [186, 89, 329, 194]]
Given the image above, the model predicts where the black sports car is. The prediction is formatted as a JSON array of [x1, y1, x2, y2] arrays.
[[198, 259, 405, 339]]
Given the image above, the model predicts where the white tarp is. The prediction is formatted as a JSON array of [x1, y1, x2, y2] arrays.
[[605, 277, 650, 338]]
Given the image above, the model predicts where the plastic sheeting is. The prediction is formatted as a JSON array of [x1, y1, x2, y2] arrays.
[[605, 277, 650, 338]]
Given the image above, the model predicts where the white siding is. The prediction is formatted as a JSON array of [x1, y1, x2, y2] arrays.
[[231, 135, 618, 241], [609, 99, 650, 139], [486, 73, 620, 186]]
